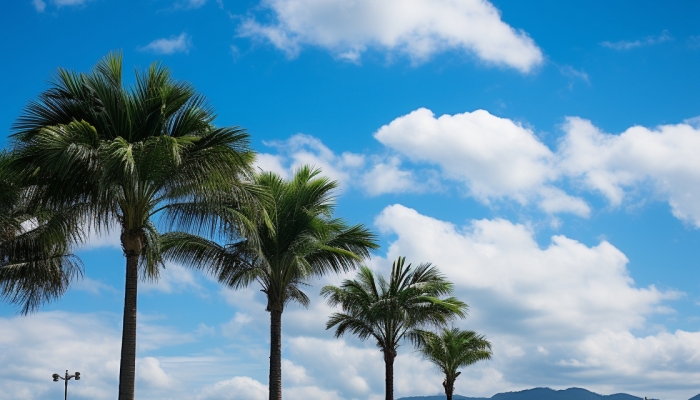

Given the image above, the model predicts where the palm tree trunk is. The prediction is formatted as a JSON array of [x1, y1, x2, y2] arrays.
[[384, 349, 396, 400], [443, 377, 455, 400], [269, 307, 283, 400], [118, 252, 139, 400]]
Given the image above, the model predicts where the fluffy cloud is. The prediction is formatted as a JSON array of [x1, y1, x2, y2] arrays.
[[376, 204, 676, 336], [255, 134, 430, 196], [372, 108, 700, 224], [559, 117, 700, 226], [371, 204, 698, 398], [141, 263, 205, 295], [198, 376, 267, 400], [139, 33, 193, 55], [0, 312, 117, 399], [254, 110, 700, 225], [238, 0, 543, 71], [374, 108, 591, 216]]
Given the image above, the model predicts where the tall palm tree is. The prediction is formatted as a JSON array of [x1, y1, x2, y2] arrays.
[[161, 166, 378, 400], [10, 52, 257, 400], [417, 327, 492, 400], [322, 257, 468, 400], [0, 151, 83, 314]]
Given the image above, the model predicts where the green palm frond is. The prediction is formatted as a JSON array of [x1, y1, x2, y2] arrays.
[[322, 257, 468, 353], [0, 151, 85, 314], [162, 165, 377, 311], [417, 327, 492, 389]]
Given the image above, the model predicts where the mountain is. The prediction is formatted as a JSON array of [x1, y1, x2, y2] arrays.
[[399, 387, 689, 400]]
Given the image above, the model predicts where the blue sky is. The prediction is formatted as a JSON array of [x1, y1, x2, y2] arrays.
[[1, 1, 700, 399]]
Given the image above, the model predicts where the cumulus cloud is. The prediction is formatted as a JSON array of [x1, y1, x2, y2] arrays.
[[198, 376, 267, 400], [238, 0, 543, 72], [371, 108, 700, 223], [141, 263, 205, 295], [369, 204, 698, 398], [255, 110, 700, 224], [376, 204, 677, 336], [558, 117, 700, 226], [256, 133, 432, 196], [374, 108, 591, 216], [139, 33, 193, 55], [0, 311, 195, 399], [601, 30, 672, 50]]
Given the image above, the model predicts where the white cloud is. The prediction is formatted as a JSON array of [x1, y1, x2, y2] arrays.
[[375, 204, 677, 336], [601, 30, 672, 50], [367, 204, 699, 398], [254, 110, 700, 224], [238, 0, 543, 72], [32, 0, 46, 12], [198, 376, 267, 400], [0, 311, 175, 400], [374, 108, 590, 216], [139, 33, 193, 55], [558, 117, 700, 226], [257, 134, 433, 196], [362, 156, 438, 196], [261, 134, 363, 187], [79, 225, 121, 250], [253, 153, 290, 179], [141, 263, 204, 294]]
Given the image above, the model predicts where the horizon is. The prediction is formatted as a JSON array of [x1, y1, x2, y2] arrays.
[[1, 1, 700, 399]]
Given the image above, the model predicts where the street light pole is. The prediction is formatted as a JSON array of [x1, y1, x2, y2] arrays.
[[52, 370, 80, 400]]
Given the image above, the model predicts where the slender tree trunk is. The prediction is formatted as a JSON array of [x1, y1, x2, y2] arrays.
[[119, 231, 142, 400], [269, 307, 283, 400], [443, 377, 455, 400], [384, 349, 396, 400], [118, 253, 138, 400]]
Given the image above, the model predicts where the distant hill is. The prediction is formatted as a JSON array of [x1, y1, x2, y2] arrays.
[[399, 386, 694, 400]]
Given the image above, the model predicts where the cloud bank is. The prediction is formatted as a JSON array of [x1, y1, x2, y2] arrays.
[[238, 0, 543, 71], [260, 108, 700, 225]]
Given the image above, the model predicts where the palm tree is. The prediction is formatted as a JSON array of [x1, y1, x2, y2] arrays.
[[0, 151, 83, 314], [10, 52, 257, 400], [417, 327, 492, 400], [321, 256, 467, 400], [161, 166, 378, 400]]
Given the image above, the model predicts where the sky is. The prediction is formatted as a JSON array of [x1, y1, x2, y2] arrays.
[[1, 0, 700, 399]]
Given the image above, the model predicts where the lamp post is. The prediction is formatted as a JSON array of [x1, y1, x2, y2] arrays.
[[52, 370, 80, 400]]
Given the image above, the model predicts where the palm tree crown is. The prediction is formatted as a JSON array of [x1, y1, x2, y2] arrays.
[[162, 165, 378, 400], [0, 151, 83, 315], [417, 327, 492, 400], [322, 256, 467, 400], [10, 52, 257, 400]]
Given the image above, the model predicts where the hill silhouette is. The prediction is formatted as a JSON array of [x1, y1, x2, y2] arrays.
[[399, 387, 692, 400]]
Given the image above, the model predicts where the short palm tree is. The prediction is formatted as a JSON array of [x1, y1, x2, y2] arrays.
[[0, 151, 83, 314], [10, 52, 257, 400], [161, 166, 378, 400], [417, 327, 492, 400], [322, 256, 467, 400]]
